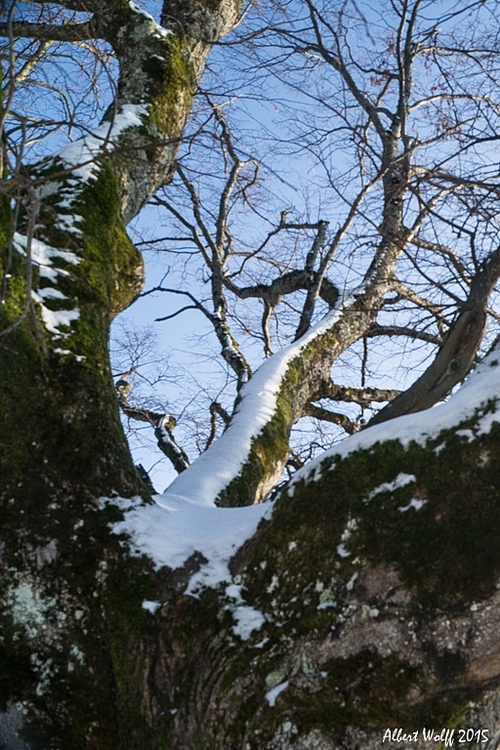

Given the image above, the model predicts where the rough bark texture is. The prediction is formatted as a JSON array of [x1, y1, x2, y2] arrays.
[[0, 1, 243, 747], [124, 360, 500, 750], [5, 348, 500, 750]]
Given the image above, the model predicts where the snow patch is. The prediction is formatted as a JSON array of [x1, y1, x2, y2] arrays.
[[230, 604, 266, 640], [53, 348, 86, 362], [14, 233, 80, 276], [36, 287, 68, 301], [128, 1, 173, 36], [52, 103, 147, 191], [336, 517, 358, 558], [317, 599, 336, 610], [367, 473, 417, 501], [14, 233, 81, 338], [265, 680, 290, 707], [398, 497, 427, 513], [31, 291, 80, 337], [110, 495, 272, 592], [336, 544, 351, 558], [224, 583, 266, 640]]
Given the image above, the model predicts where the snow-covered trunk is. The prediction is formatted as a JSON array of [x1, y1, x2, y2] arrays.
[[115, 350, 500, 750], [0, 2, 242, 747]]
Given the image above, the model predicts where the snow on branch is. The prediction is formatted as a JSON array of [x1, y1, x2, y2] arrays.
[[289, 344, 500, 494], [161, 302, 348, 508], [111, 332, 500, 589]]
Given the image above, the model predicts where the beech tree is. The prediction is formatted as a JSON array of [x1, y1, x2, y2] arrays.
[[2, 1, 500, 749]]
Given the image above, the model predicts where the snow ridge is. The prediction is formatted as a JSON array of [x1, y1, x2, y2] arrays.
[[163, 303, 348, 507]]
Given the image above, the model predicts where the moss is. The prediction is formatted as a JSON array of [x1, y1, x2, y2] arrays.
[[66, 161, 143, 319], [208, 404, 500, 744], [0, 325, 142, 507], [219, 308, 374, 506], [276, 651, 479, 736], [352, 426, 500, 607], [254, 407, 500, 610], [282, 651, 422, 731], [143, 35, 194, 137]]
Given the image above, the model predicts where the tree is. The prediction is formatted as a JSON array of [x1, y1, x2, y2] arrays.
[[2, 1, 500, 748]]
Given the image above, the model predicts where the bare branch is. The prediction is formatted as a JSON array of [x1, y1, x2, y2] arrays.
[[367, 324, 442, 346], [205, 401, 230, 451], [316, 382, 402, 407], [0, 21, 94, 41], [304, 403, 359, 435], [155, 417, 191, 474]]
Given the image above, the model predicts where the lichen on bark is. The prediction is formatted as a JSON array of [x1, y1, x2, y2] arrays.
[[147, 385, 500, 749], [0, 1, 248, 747]]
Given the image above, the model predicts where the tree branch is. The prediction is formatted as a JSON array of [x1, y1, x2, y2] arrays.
[[304, 403, 359, 435], [155, 417, 190, 474], [316, 383, 403, 407], [366, 324, 441, 346], [0, 21, 94, 41]]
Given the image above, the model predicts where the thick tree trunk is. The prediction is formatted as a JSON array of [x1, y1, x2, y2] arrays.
[[120, 351, 500, 750], [0, 2, 242, 747]]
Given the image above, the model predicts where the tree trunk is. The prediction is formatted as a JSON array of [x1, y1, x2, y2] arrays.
[[117, 351, 500, 750], [0, 1, 242, 746]]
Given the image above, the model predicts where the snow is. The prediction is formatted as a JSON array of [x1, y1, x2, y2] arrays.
[[110, 494, 272, 593], [265, 681, 290, 707], [53, 348, 86, 363], [15, 107, 146, 339], [225, 583, 266, 640], [398, 497, 427, 513], [13, 233, 81, 338], [336, 517, 358, 558], [367, 473, 417, 501], [162, 303, 348, 507], [31, 293, 80, 337], [54, 214, 83, 237], [142, 600, 161, 615], [317, 600, 336, 610], [14, 233, 80, 280], [229, 602, 266, 640], [336, 545, 351, 558], [128, 1, 173, 36], [53, 104, 147, 187], [36, 288, 68, 301], [288, 347, 500, 493]]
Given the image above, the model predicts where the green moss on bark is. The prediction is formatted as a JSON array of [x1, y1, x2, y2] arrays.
[[201, 401, 500, 746], [143, 36, 194, 136], [218, 308, 374, 506], [249, 404, 500, 610]]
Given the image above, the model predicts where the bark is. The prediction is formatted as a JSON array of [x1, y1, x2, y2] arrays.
[[0, 1, 242, 747], [66, 346, 500, 750]]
